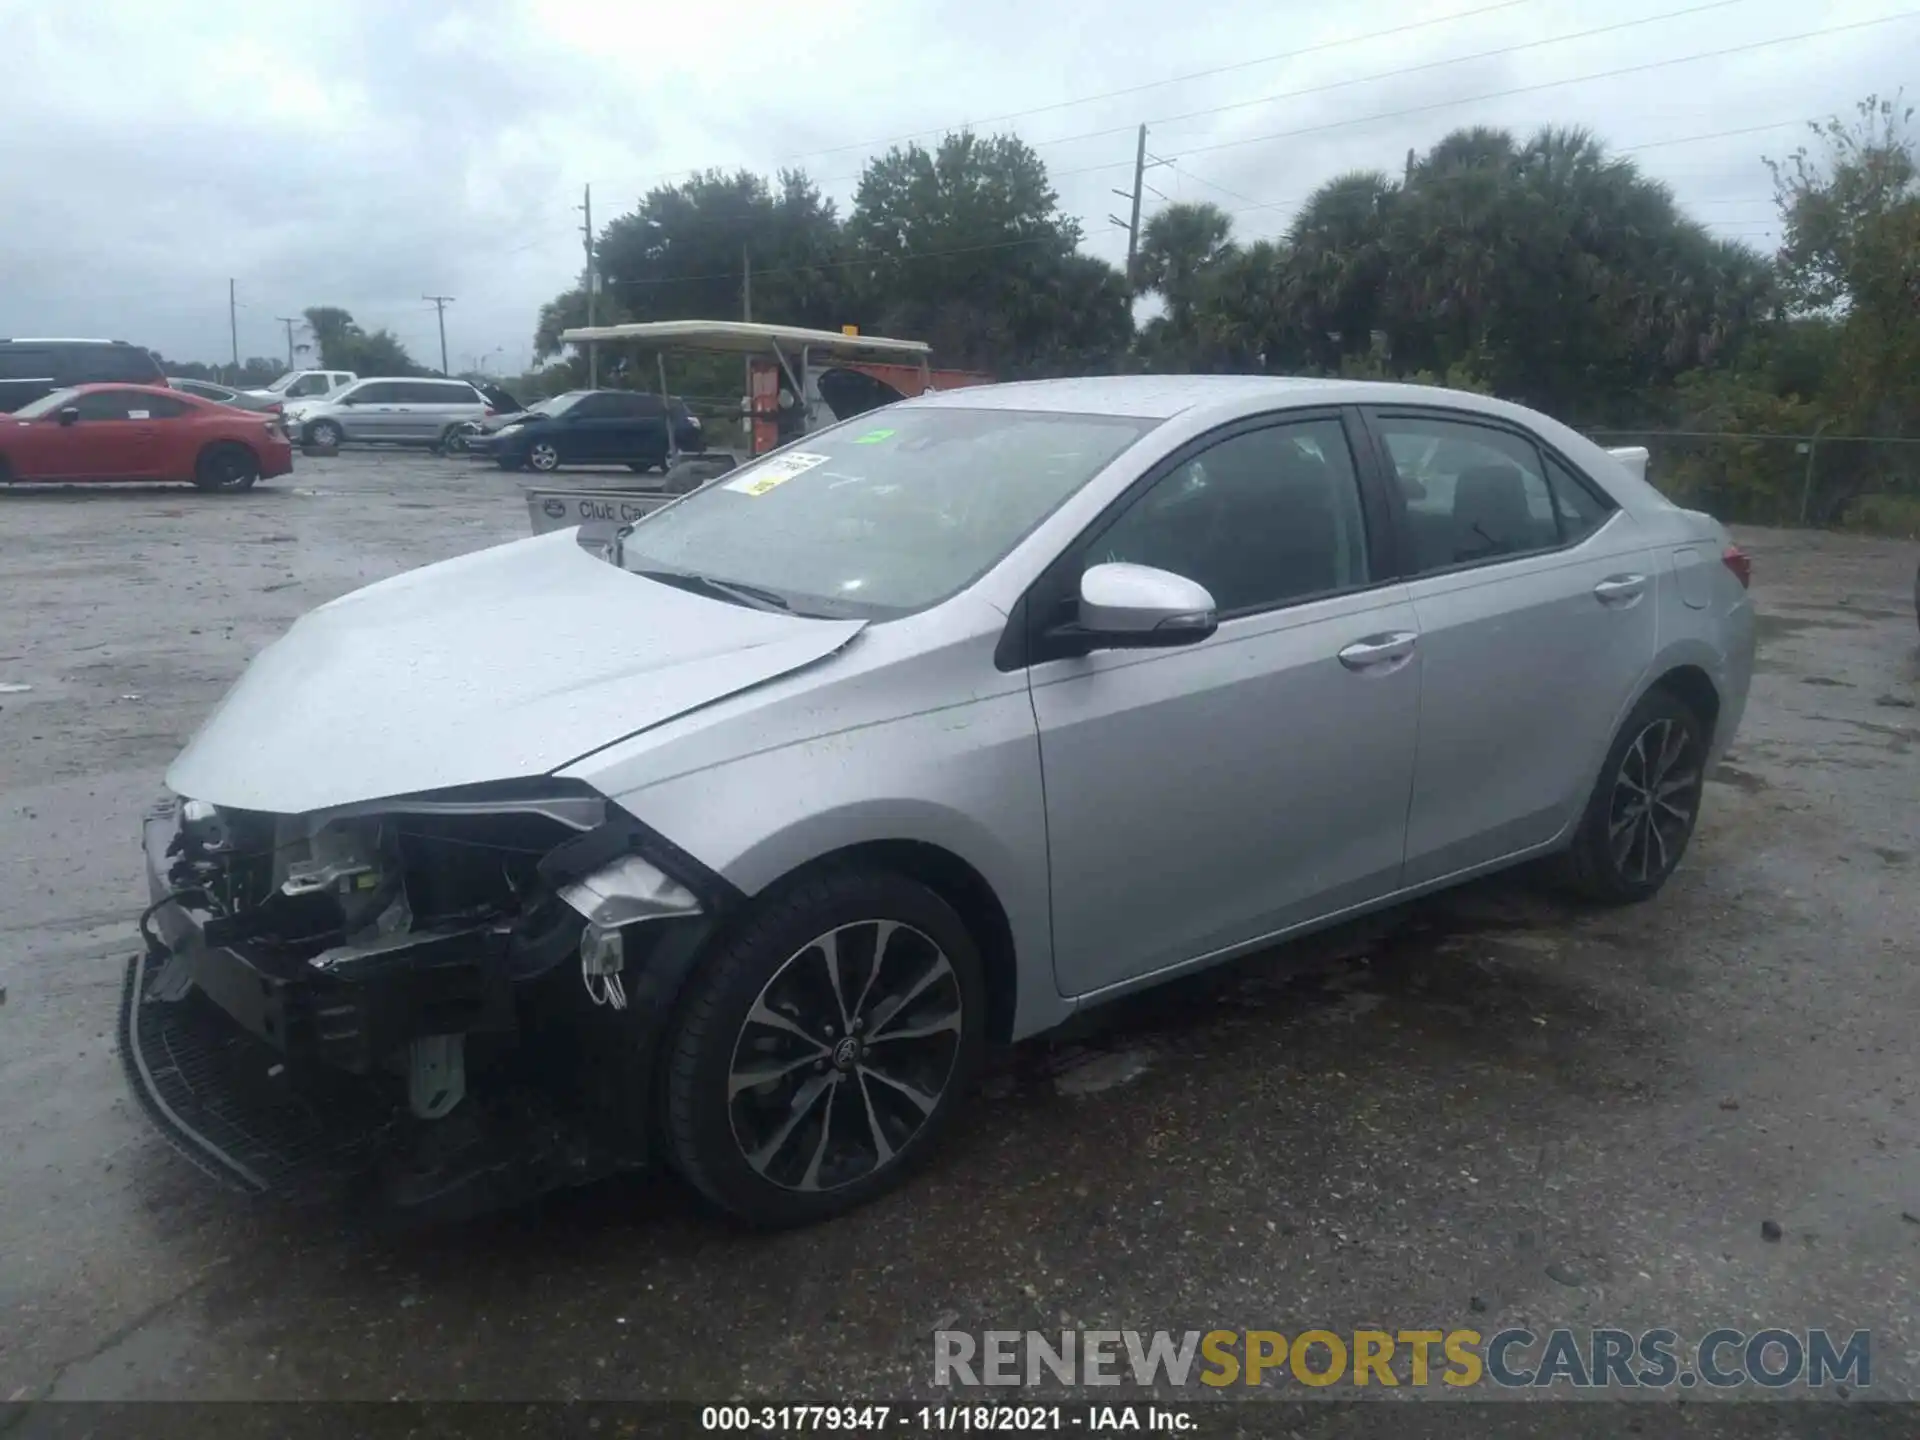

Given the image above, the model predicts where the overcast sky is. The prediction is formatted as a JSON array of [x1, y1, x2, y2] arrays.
[[5, 0, 1914, 375]]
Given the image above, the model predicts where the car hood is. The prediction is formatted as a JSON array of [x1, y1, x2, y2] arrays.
[[166, 530, 866, 814]]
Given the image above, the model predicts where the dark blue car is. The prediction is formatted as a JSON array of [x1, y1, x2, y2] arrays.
[[483, 389, 703, 473]]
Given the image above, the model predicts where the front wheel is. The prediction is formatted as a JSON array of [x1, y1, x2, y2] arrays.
[[192, 441, 260, 492], [661, 868, 986, 1227], [527, 440, 560, 473], [1549, 686, 1708, 904], [307, 419, 343, 449]]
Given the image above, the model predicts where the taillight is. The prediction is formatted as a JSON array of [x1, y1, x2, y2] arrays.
[[483, 406, 495, 417], [1722, 544, 1752, 589], [265, 401, 283, 413]]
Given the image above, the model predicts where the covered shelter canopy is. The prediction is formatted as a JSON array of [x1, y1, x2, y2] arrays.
[[557, 320, 930, 365]]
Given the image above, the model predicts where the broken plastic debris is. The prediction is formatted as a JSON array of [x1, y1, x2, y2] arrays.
[[0, 683, 31, 694]]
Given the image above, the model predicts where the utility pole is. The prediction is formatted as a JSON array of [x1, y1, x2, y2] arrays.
[[228, 279, 239, 382], [1108, 125, 1154, 290], [422, 295, 455, 375], [580, 183, 598, 387], [741, 245, 752, 425], [274, 316, 298, 371]]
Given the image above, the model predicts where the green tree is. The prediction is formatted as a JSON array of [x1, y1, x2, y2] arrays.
[[301, 306, 422, 375], [846, 132, 1130, 375]]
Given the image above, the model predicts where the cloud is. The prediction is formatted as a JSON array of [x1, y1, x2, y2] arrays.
[[2, 0, 1911, 370]]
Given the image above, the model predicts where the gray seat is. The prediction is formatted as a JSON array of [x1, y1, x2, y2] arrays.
[[1451, 464, 1538, 562]]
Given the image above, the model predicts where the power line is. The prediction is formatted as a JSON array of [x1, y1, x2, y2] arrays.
[[982, 0, 1754, 167], [1046, 11, 1920, 179], [628, 0, 1546, 191]]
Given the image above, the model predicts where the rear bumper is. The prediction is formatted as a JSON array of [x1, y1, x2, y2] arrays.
[[262, 443, 295, 478]]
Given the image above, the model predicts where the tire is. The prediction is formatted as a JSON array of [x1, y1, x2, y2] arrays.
[[308, 419, 342, 449], [441, 426, 473, 456], [528, 440, 560, 473], [661, 867, 987, 1227], [1549, 685, 1708, 904], [192, 441, 260, 493]]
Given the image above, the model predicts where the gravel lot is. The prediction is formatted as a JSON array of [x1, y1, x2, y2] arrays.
[[1, 451, 1916, 1412]]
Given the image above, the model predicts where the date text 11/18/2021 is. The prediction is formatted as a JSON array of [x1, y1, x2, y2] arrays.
[[701, 1405, 1196, 1432]]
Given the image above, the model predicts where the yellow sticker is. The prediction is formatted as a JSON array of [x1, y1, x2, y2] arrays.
[[724, 451, 832, 497]]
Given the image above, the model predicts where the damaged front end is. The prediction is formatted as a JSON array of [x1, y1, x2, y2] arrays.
[[122, 781, 721, 1219]]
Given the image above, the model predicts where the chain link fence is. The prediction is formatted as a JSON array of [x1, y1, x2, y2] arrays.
[[1585, 429, 1920, 536]]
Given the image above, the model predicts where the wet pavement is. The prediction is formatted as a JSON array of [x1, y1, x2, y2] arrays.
[[1, 455, 1916, 1408]]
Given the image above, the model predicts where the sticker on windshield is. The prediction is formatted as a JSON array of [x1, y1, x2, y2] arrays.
[[724, 450, 831, 497], [852, 428, 895, 444]]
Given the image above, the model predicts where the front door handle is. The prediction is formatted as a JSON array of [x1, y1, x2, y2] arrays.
[[1594, 573, 1648, 605], [1337, 630, 1418, 670]]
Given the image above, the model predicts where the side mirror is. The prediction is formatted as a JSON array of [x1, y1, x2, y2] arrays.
[[1074, 562, 1218, 648], [57, 406, 80, 427]]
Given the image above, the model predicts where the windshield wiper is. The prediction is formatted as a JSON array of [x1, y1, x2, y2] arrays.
[[631, 567, 790, 612]]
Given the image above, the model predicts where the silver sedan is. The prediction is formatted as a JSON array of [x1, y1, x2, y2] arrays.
[[128, 376, 1755, 1226]]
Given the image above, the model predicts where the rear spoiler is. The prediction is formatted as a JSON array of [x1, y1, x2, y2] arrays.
[[1606, 445, 1650, 485]]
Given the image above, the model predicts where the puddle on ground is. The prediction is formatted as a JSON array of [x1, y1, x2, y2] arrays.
[[996, 879, 1633, 1099], [1755, 613, 1871, 641]]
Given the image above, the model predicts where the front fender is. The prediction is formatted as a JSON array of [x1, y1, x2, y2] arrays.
[[586, 688, 1066, 1040]]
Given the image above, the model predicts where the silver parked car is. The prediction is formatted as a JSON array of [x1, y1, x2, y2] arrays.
[[167, 377, 284, 414], [289, 376, 489, 449], [124, 376, 1754, 1226]]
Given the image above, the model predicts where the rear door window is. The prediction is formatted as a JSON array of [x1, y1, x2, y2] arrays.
[[350, 382, 403, 404], [1372, 415, 1560, 573]]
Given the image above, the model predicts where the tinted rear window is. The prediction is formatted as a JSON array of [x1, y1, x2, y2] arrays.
[[62, 344, 164, 383], [0, 347, 57, 380]]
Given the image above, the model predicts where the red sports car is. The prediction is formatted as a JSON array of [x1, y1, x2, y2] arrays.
[[0, 383, 293, 491]]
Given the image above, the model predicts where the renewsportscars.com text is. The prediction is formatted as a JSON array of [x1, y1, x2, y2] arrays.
[[933, 1328, 1870, 1390]]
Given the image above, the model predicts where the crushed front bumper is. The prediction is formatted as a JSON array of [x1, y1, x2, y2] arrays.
[[119, 800, 697, 1218]]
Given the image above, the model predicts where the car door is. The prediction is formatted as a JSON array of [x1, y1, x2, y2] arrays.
[[1025, 411, 1421, 997], [43, 390, 164, 478], [1362, 408, 1659, 886], [337, 382, 401, 441], [554, 391, 628, 462], [137, 392, 200, 478]]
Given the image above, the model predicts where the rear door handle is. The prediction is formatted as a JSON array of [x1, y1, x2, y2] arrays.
[[1594, 573, 1648, 605], [1338, 631, 1418, 670]]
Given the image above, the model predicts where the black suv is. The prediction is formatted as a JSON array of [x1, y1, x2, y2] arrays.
[[0, 339, 166, 412]]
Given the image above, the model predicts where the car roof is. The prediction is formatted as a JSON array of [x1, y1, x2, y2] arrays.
[[896, 373, 1545, 421]]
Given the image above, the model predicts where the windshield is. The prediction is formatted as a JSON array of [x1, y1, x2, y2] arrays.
[[264, 373, 298, 393], [530, 391, 586, 417], [617, 407, 1155, 619], [14, 388, 79, 418]]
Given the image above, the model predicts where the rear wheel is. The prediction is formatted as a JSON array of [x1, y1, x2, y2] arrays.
[[1549, 686, 1708, 904], [662, 867, 986, 1227], [192, 442, 260, 493]]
